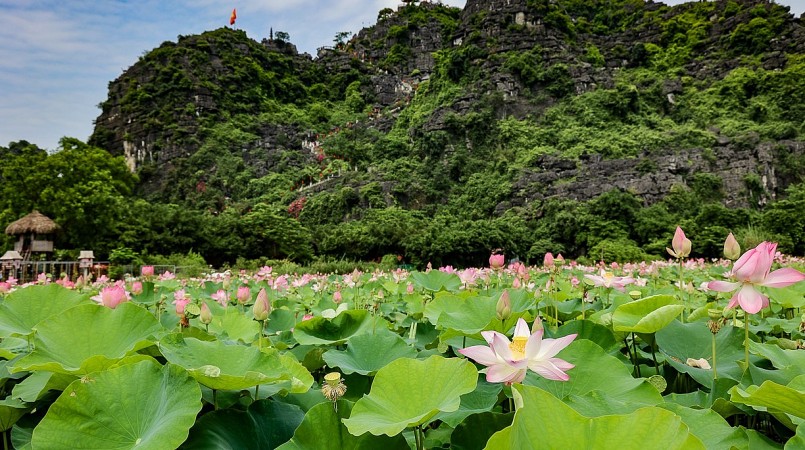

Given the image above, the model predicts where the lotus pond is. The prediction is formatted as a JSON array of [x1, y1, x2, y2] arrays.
[[0, 249, 804, 449]]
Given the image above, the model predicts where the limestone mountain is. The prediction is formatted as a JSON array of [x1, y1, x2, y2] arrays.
[[84, 0, 805, 265]]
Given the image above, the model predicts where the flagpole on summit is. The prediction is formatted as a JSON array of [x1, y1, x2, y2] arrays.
[[230, 8, 237, 28]]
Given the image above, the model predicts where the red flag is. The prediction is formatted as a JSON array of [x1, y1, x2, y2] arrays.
[[230, 8, 237, 26]]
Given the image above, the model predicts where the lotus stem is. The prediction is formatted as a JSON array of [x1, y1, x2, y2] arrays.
[[679, 259, 685, 323], [712, 332, 718, 380], [744, 315, 750, 371], [255, 385, 259, 400], [213, 389, 218, 410], [414, 425, 424, 450]]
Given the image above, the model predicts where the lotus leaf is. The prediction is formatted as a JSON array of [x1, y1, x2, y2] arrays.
[[322, 329, 417, 375], [31, 361, 201, 449], [730, 377, 805, 430], [0, 398, 28, 432], [450, 412, 514, 450], [484, 385, 704, 449], [524, 340, 663, 413], [410, 271, 461, 292], [787, 424, 805, 450], [612, 295, 684, 333], [342, 355, 477, 436], [207, 306, 261, 343], [159, 334, 312, 392], [0, 284, 88, 338], [293, 310, 387, 346], [10, 303, 163, 375], [659, 403, 749, 449], [11, 371, 74, 403], [182, 399, 305, 449], [657, 320, 746, 386], [435, 377, 502, 427], [277, 400, 408, 450]]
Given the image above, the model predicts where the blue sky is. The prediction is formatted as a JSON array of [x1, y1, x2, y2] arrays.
[[0, 0, 802, 152]]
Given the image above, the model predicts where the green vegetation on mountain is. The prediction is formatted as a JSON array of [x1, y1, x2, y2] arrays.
[[3, 0, 805, 268]]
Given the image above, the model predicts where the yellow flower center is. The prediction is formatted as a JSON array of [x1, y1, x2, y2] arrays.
[[509, 336, 528, 359]]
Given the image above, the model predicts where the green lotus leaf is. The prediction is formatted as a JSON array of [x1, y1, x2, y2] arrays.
[[266, 309, 299, 334], [423, 292, 471, 325], [159, 334, 312, 391], [524, 340, 662, 414], [9, 303, 163, 375], [612, 295, 684, 333], [730, 377, 805, 430], [410, 271, 461, 293], [787, 423, 805, 450], [342, 355, 477, 436], [484, 385, 704, 450], [322, 329, 417, 375], [277, 400, 409, 450], [0, 398, 29, 432], [0, 337, 29, 359], [749, 341, 805, 371], [255, 353, 317, 398], [0, 284, 88, 337], [433, 295, 497, 335], [656, 320, 746, 387], [450, 412, 514, 450], [435, 377, 502, 427], [659, 403, 749, 449], [767, 283, 805, 308], [555, 320, 619, 353], [293, 310, 387, 346], [11, 371, 75, 403], [31, 360, 201, 449], [207, 306, 261, 343], [182, 399, 305, 449]]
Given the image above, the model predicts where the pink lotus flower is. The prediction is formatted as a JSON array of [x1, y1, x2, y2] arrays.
[[406, 283, 414, 295], [333, 290, 343, 303], [583, 270, 635, 292], [459, 318, 577, 384], [141, 266, 155, 277], [667, 226, 692, 259], [544, 252, 554, 268], [236, 286, 251, 304], [131, 281, 143, 296], [211, 289, 228, 307], [92, 285, 130, 309], [707, 242, 805, 314], [0, 282, 12, 294], [173, 289, 191, 314], [489, 253, 505, 270]]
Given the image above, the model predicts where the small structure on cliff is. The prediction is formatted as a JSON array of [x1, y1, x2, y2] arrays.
[[4, 211, 59, 260]]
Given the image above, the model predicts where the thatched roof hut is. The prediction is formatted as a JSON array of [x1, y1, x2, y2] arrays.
[[5, 211, 60, 236]]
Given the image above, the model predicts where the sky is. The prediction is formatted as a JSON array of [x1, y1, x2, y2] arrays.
[[1, 0, 803, 152]]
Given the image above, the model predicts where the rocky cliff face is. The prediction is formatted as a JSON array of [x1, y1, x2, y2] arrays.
[[90, 0, 805, 208]]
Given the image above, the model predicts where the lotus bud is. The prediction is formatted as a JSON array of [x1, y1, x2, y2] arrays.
[[406, 283, 414, 295], [555, 254, 565, 266], [666, 226, 692, 259], [253, 288, 270, 321], [199, 302, 213, 324], [495, 291, 512, 321], [489, 253, 505, 270], [333, 290, 343, 303], [543, 252, 555, 268], [723, 233, 741, 260], [531, 315, 544, 334], [131, 281, 143, 296], [236, 286, 251, 304]]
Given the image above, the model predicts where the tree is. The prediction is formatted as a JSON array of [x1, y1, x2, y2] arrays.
[[274, 31, 290, 43], [333, 31, 351, 48]]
